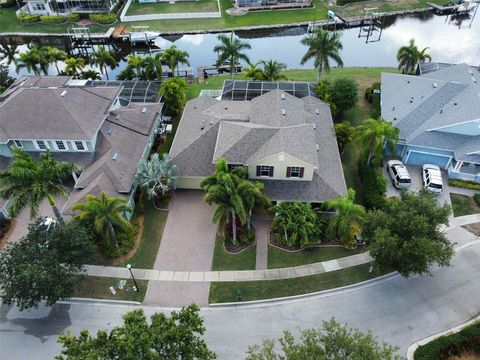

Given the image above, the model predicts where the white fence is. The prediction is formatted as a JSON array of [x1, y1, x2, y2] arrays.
[[120, 0, 221, 21]]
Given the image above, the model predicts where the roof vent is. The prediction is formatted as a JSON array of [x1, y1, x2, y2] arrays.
[[60, 90, 67, 97], [142, 107, 147, 113], [315, 108, 319, 114], [316, 144, 319, 152], [224, 106, 228, 110], [116, 114, 120, 121], [201, 119, 205, 130], [112, 152, 118, 161], [313, 123, 316, 130], [440, 109, 443, 114], [473, 77, 477, 83], [392, 106, 395, 111], [454, 102, 458, 106], [281, 93, 285, 100], [209, 119, 213, 125], [433, 82, 438, 88], [107, 128, 113, 135], [407, 80, 410, 84], [281, 108, 286, 116]]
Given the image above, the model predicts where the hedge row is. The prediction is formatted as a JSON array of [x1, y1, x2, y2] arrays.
[[414, 322, 480, 360], [88, 13, 116, 24], [17, 12, 80, 24], [358, 161, 387, 209], [448, 179, 480, 190], [365, 82, 381, 119], [474, 193, 480, 206], [337, 0, 366, 5]]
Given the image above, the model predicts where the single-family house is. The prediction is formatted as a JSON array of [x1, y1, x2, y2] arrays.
[[381, 63, 480, 183], [0, 76, 163, 218], [19, 0, 119, 15], [169, 80, 347, 204]]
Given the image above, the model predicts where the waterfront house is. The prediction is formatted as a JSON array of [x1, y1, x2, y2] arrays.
[[0, 76, 163, 218], [19, 0, 119, 15], [169, 80, 347, 203], [381, 63, 480, 183]]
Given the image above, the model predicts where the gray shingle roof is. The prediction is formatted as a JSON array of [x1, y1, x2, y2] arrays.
[[170, 86, 347, 202]]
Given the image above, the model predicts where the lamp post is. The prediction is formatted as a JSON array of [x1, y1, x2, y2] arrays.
[[126, 264, 139, 292]]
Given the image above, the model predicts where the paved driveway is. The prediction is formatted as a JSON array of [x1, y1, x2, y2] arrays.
[[144, 190, 217, 306]]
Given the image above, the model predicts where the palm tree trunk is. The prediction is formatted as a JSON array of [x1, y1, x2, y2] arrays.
[[104, 66, 109, 80], [108, 222, 119, 248], [247, 208, 252, 230], [55, 62, 60, 75], [47, 193, 64, 223], [367, 150, 373, 166], [231, 210, 237, 245], [231, 55, 235, 80], [317, 64, 323, 82], [284, 225, 288, 243]]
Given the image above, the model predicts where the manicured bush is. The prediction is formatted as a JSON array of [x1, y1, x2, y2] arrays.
[[18, 13, 41, 23], [89, 13, 117, 24], [365, 82, 381, 118], [414, 322, 480, 360], [66, 13, 80, 22], [40, 15, 66, 24], [330, 78, 359, 115], [448, 179, 480, 190], [101, 218, 139, 258], [358, 161, 387, 209], [474, 193, 480, 206], [337, 0, 365, 5]]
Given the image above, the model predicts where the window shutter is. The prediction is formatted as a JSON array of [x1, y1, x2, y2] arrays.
[[286, 167, 291, 178], [256, 166, 261, 176], [269, 166, 274, 177], [299, 167, 304, 178]]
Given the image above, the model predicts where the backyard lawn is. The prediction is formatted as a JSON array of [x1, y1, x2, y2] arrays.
[[268, 246, 364, 269], [126, 0, 219, 15], [212, 233, 256, 270], [450, 194, 480, 217], [73, 276, 148, 302], [209, 263, 386, 303]]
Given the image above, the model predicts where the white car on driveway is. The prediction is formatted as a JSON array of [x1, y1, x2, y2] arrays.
[[387, 160, 411, 189], [422, 164, 443, 193]]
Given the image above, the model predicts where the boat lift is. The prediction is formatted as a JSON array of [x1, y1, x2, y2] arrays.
[[357, 7, 383, 43]]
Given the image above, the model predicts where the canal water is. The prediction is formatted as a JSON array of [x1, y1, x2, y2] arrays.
[[2, 11, 479, 79]]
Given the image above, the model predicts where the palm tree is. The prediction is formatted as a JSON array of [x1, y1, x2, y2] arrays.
[[0, 38, 19, 64], [244, 61, 264, 80], [44, 46, 67, 75], [324, 189, 365, 247], [73, 192, 132, 248], [238, 180, 270, 230], [0, 148, 76, 222], [15, 44, 49, 76], [261, 59, 287, 81], [354, 117, 399, 166], [90, 46, 117, 80], [162, 46, 190, 77], [300, 29, 343, 82], [396, 39, 432, 74], [143, 52, 164, 81], [213, 31, 251, 79], [64, 57, 85, 76], [201, 158, 248, 245], [270, 202, 293, 243], [134, 153, 177, 206], [127, 54, 144, 79]]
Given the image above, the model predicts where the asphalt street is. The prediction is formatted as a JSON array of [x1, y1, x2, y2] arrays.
[[1, 241, 480, 359]]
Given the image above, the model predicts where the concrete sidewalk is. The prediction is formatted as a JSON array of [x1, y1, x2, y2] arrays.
[[84, 213, 480, 283]]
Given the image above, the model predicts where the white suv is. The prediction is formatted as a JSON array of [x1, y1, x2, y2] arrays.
[[387, 160, 411, 189], [422, 164, 443, 193]]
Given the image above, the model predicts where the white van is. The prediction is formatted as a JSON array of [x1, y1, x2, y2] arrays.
[[422, 164, 443, 193], [387, 160, 412, 189]]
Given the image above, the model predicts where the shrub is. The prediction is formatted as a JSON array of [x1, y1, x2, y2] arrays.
[[414, 322, 480, 360], [66, 13, 80, 22], [40, 15, 66, 24], [89, 13, 116, 24], [365, 82, 381, 118], [330, 78, 359, 115], [358, 161, 387, 209], [474, 193, 480, 206], [18, 13, 40, 23], [448, 179, 480, 190], [101, 218, 139, 258]]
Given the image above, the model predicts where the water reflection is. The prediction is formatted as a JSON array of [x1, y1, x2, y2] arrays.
[[1, 12, 479, 80]]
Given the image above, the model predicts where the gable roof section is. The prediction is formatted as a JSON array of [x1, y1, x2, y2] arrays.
[[0, 85, 121, 142]]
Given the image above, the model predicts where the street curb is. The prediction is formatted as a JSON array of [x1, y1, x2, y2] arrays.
[[208, 271, 398, 308], [406, 315, 480, 360], [58, 297, 141, 306]]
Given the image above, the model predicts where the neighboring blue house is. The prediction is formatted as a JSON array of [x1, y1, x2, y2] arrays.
[[381, 63, 480, 184]]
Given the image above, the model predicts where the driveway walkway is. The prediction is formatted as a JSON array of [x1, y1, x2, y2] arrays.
[[253, 219, 271, 270], [144, 190, 217, 307]]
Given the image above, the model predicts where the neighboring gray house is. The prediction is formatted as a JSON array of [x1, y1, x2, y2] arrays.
[[169, 81, 347, 203], [0, 76, 163, 218], [381, 63, 480, 183]]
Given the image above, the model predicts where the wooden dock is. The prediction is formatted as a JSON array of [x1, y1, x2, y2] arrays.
[[197, 64, 242, 84]]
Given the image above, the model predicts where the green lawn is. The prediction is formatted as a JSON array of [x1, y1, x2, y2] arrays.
[[212, 233, 256, 270], [73, 276, 148, 302], [126, 0, 219, 15], [209, 263, 385, 303], [268, 246, 364, 269], [450, 194, 480, 217], [157, 115, 180, 155]]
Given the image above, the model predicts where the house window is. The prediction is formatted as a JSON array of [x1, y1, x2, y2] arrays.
[[36, 140, 47, 150], [14, 140, 23, 148], [32, 2, 46, 10], [257, 165, 273, 177], [74, 141, 86, 151], [55, 141, 67, 151], [287, 166, 304, 178]]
